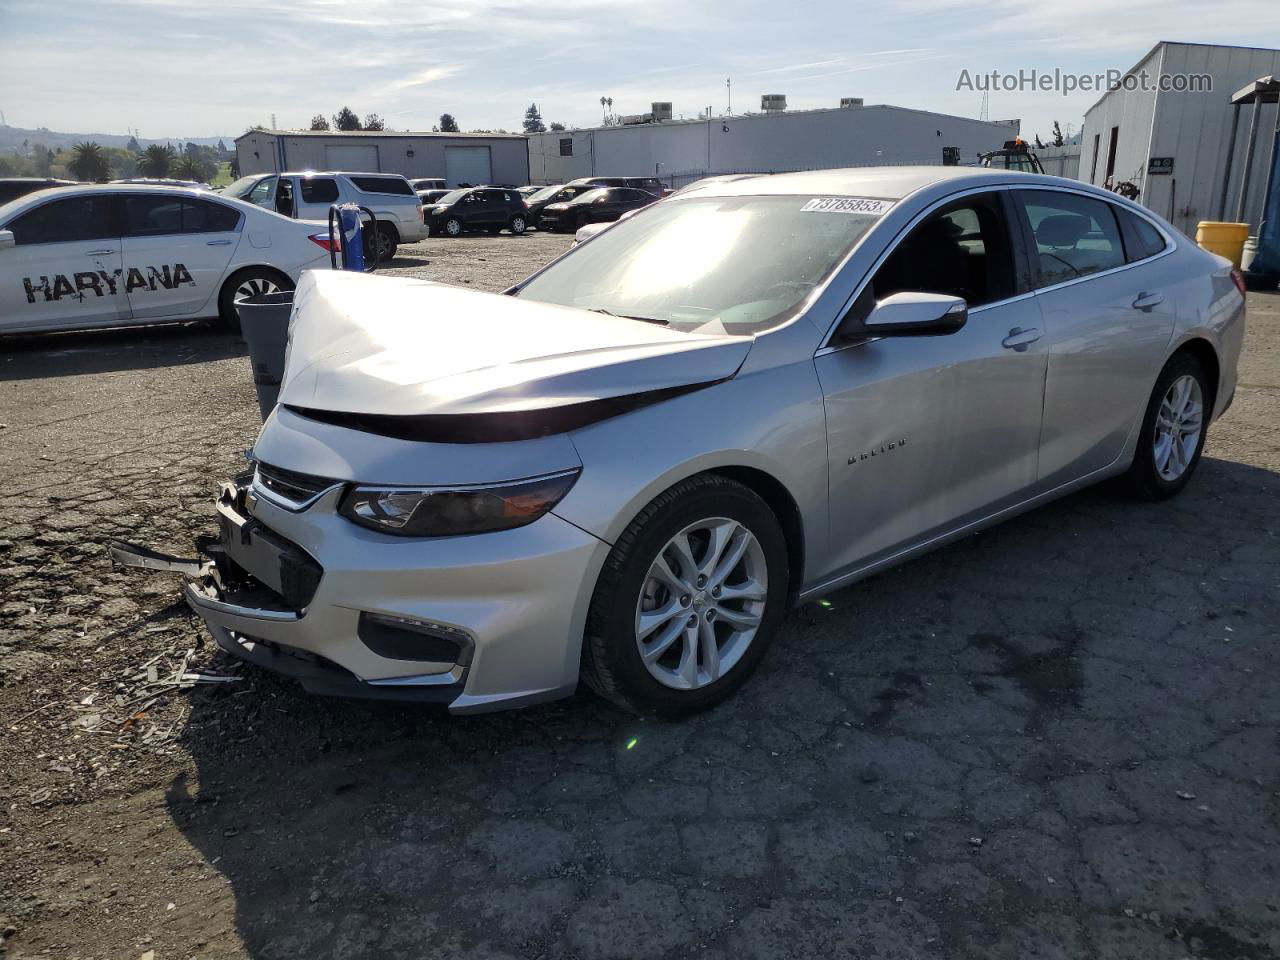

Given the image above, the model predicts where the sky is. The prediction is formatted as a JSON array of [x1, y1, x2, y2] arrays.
[[1, 0, 1278, 144]]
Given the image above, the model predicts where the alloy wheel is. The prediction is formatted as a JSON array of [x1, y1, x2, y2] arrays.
[[233, 276, 282, 303], [634, 517, 768, 690], [446, 219, 462, 237], [1153, 374, 1203, 481]]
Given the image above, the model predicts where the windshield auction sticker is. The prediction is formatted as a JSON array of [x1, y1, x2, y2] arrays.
[[801, 197, 895, 215]]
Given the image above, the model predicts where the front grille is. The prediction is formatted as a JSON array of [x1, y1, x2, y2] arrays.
[[254, 462, 340, 508]]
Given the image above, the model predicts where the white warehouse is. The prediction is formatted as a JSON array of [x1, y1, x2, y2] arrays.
[[1079, 41, 1280, 237], [235, 129, 530, 186], [528, 101, 1020, 188]]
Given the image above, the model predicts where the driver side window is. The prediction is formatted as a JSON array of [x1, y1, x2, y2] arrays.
[[871, 193, 1015, 308]]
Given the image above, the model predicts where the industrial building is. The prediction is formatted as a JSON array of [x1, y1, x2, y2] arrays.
[[234, 129, 530, 186], [1079, 41, 1280, 238], [528, 100, 1020, 188]]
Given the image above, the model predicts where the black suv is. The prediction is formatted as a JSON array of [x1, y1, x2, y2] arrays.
[[537, 187, 658, 233], [424, 187, 530, 237]]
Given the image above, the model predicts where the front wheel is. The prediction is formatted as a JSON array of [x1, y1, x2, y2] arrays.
[[443, 217, 463, 238], [1123, 352, 1210, 500], [509, 215, 527, 235], [582, 475, 789, 717]]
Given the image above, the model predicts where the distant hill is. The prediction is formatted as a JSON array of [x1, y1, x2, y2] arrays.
[[0, 125, 237, 154]]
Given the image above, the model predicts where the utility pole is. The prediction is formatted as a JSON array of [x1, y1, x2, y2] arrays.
[[270, 113, 277, 131], [726, 78, 732, 116]]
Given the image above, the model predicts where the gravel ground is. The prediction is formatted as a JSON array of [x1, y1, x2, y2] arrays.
[[0, 234, 1277, 960]]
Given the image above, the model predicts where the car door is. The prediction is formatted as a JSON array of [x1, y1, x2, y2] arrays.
[[295, 176, 339, 221], [0, 193, 127, 332], [244, 176, 277, 212], [1009, 188, 1178, 488], [121, 194, 243, 319], [814, 189, 1048, 576], [477, 190, 505, 227]]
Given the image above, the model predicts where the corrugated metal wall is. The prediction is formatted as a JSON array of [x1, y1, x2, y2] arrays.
[[527, 107, 1018, 185], [1081, 42, 1280, 236]]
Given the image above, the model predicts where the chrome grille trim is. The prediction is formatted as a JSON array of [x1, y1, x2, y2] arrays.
[[253, 462, 343, 511]]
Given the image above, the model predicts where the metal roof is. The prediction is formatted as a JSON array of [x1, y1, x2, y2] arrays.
[[235, 129, 526, 143]]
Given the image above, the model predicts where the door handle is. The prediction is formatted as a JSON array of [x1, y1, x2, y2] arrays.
[[85, 248, 114, 256], [206, 239, 233, 246], [1001, 327, 1042, 351], [1132, 291, 1164, 311]]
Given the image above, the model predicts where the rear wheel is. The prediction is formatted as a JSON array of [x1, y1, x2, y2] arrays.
[[363, 224, 398, 264], [582, 475, 788, 717], [509, 215, 527, 235], [217, 267, 293, 333], [1123, 352, 1210, 500]]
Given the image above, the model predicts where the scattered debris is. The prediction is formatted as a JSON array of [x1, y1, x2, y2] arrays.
[[1176, 790, 1197, 801], [968, 837, 984, 847]]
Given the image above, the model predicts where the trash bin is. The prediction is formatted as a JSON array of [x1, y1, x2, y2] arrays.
[[236, 291, 294, 421], [1195, 221, 1250, 269]]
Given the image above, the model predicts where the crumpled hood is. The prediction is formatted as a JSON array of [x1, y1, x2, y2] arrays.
[[277, 271, 752, 418]]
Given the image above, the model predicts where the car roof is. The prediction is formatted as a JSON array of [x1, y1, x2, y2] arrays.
[[0, 182, 249, 221], [672, 166, 1088, 200]]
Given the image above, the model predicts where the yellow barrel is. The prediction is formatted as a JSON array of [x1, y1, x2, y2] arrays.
[[1195, 221, 1250, 268]]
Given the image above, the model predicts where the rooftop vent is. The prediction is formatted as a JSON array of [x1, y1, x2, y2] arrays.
[[651, 102, 673, 121], [761, 94, 787, 112], [840, 97, 864, 108]]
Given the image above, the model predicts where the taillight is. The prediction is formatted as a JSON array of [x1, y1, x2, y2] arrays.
[[309, 233, 335, 251], [1230, 268, 1247, 297]]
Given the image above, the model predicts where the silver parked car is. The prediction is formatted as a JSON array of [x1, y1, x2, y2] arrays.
[[123, 167, 1244, 716]]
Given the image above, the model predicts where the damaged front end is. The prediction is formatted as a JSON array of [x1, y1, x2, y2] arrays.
[[110, 473, 466, 703]]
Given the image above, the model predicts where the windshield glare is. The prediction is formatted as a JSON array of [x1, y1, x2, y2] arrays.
[[528, 185, 563, 203], [437, 189, 468, 204], [222, 176, 261, 199], [515, 195, 887, 334], [568, 188, 606, 205]]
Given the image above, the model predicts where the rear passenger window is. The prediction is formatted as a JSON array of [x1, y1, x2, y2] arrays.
[[193, 200, 241, 232], [1114, 206, 1167, 262], [1018, 190, 1126, 286], [10, 196, 118, 245], [349, 176, 414, 196], [300, 178, 339, 204], [124, 196, 241, 235]]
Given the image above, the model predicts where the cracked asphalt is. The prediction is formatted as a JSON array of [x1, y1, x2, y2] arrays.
[[1, 232, 1277, 960]]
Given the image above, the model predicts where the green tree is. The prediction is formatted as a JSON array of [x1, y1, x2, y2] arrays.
[[438, 113, 459, 133], [1052, 121, 1065, 148], [126, 135, 141, 153], [175, 154, 215, 183], [332, 107, 361, 131], [137, 143, 175, 177], [216, 139, 227, 153], [363, 113, 385, 131], [310, 114, 330, 131], [31, 143, 54, 175], [68, 141, 112, 181], [523, 103, 546, 134], [549, 121, 566, 131]]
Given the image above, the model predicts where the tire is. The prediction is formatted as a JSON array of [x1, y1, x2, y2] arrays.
[[443, 217, 463, 238], [582, 474, 789, 717], [1123, 351, 1210, 500], [509, 215, 527, 235], [217, 267, 294, 333], [363, 224, 398, 264]]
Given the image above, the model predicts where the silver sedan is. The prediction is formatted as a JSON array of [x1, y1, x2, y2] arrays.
[[151, 167, 1245, 716]]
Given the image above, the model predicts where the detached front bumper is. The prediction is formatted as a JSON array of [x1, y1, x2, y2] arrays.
[[114, 474, 610, 714]]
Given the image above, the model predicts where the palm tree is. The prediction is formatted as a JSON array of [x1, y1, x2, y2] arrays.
[[137, 144, 175, 177], [68, 141, 111, 181]]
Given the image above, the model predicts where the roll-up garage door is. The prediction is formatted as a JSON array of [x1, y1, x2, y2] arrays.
[[325, 144, 380, 171], [445, 146, 492, 186]]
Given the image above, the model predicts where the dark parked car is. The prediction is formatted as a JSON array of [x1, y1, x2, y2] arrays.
[[424, 187, 530, 236], [522, 184, 602, 224], [568, 176, 667, 196], [536, 187, 658, 233], [416, 188, 450, 205], [0, 178, 76, 206]]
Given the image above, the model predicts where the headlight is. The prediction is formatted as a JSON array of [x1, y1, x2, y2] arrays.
[[433, 205, 448, 214], [339, 470, 579, 537]]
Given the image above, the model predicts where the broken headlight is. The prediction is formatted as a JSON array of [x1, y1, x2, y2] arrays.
[[338, 470, 579, 537]]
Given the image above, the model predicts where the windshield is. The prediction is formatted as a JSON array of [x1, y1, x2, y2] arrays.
[[566, 188, 607, 206], [516, 194, 888, 334], [436, 189, 468, 205], [222, 176, 262, 200], [528, 185, 564, 203]]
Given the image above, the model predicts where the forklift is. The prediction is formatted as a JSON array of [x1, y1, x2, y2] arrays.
[[978, 138, 1045, 174]]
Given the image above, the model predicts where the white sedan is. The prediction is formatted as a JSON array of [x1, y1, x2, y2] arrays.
[[0, 184, 332, 335]]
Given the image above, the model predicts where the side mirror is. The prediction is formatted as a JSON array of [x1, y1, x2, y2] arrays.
[[838, 291, 967, 340], [0, 230, 13, 251]]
